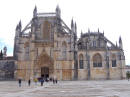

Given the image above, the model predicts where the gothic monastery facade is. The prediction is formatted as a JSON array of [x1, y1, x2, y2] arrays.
[[14, 6, 126, 80]]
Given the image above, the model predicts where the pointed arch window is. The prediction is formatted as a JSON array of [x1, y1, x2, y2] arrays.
[[112, 54, 116, 67], [93, 53, 102, 67], [79, 54, 84, 69]]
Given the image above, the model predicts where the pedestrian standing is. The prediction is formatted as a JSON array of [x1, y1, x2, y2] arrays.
[[53, 78, 55, 84], [56, 78, 58, 84], [34, 78, 38, 85], [18, 79, 22, 87], [53, 75, 57, 84], [41, 78, 44, 86], [28, 79, 31, 86]]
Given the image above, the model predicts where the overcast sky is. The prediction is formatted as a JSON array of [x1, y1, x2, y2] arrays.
[[0, 0, 130, 65]]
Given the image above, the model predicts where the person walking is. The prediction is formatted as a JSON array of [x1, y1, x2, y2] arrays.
[[28, 79, 31, 86], [41, 78, 44, 86], [34, 78, 38, 85], [18, 79, 22, 87], [53, 78, 55, 84], [55, 78, 58, 84], [53, 75, 57, 84]]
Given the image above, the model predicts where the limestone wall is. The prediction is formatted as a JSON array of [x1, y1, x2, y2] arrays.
[[0, 59, 15, 80]]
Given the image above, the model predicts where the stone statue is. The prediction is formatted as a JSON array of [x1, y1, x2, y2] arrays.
[[3, 46, 7, 57]]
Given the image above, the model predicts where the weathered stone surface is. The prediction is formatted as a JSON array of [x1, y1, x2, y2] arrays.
[[0, 58, 15, 80], [14, 6, 125, 81], [0, 80, 130, 97]]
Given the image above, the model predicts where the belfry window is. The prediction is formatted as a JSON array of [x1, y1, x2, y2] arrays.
[[79, 54, 84, 69], [93, 53, 102, 67]]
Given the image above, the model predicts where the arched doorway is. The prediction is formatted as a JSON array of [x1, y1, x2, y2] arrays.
[[35, 50, 54, 79], [41, 67, 49, 78]]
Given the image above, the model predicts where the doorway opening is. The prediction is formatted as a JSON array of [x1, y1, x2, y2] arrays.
[[41, 67, 49, 80]]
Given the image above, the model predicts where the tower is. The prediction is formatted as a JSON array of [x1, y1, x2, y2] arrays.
[[14, 20, 22, 60]]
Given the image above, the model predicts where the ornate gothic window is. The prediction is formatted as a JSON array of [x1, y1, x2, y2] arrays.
[[43, 21, 51, 40], [79, 54, 84, 69], [62, 41, 67, 59], [112, 54, 116, 67], [93, 53, 102, 67]]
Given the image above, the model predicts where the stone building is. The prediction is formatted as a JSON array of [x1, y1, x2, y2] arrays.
[[0, 47, 16, 80], [14, 6, 126, 80]]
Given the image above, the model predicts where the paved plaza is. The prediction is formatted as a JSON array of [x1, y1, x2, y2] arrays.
[[0, 80, 130, 97]]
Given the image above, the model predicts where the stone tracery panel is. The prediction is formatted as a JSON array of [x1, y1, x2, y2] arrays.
[[93, 53, 102, 67], [43, 21, 51, 40]]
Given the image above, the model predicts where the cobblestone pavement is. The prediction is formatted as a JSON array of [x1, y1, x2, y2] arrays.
[[0, 80, 130, 97]]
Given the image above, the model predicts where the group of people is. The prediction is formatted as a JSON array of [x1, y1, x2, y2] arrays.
[[18, 77, 58, 87], [18, 79, 31, 87]]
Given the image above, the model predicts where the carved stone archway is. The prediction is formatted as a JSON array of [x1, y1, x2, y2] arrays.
[[34, 50, 54, 78]]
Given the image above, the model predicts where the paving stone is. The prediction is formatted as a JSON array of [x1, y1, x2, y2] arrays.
[[0, 80, 130, 97]]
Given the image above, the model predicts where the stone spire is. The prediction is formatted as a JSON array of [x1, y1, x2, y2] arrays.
[[15, 24, 19, 37], [71, 18, 74, 28], [33, 5, 37, 18], [15, 20, 22, 37], [98, 28, 99, 33], [81, 30, 83, 37], [88, 28, 90, 33], [56, 5, 61, 18], [71, 18, 74, 33], [116, 41, 118, 47], [19, 20, 22, 32], [75, 22, 77, 31], [15, 24, 19, 31], [75, 22, 77, 33], [74, 22, 77, 39], [119, 36, 123, 49]]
